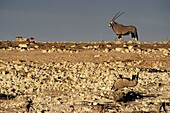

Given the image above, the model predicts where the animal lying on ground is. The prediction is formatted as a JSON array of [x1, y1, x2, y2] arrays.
[[111, 73, 139, 91]]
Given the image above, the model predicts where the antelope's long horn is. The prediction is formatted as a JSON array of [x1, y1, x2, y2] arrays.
[[112, 11, 120, 21], [114, 11, 125, 20]]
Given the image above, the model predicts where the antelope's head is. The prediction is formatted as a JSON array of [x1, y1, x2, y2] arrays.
[[108, 21, 115, 27], [108, 11, 125, 27]]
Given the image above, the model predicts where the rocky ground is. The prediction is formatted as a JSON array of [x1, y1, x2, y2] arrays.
[[0, 41, 170, 113]]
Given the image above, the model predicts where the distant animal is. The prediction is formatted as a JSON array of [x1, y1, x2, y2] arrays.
[[108, 12, 139, 41], [159, 102, 169, 113], [111, 73, 139, 91], [26, 99, 34, 112]]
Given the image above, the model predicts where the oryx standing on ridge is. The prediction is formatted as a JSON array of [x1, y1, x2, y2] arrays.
[[108, 12, 139, 41]]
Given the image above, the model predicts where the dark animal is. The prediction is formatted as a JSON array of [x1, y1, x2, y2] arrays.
[[26, 99, 34, 112]]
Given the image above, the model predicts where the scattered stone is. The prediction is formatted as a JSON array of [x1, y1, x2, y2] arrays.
[[106, 44, 112, 47], [128, 45, 134, 50], [57, 49, 63, 53], [0, 41, 170, 112], [71, 45, 76, 48], [115, 48, 124, 52], [94, 54, 101, 58], [127, 40, 133, 44], [19, 44, 28, 49], [42, 50, 48, 53]]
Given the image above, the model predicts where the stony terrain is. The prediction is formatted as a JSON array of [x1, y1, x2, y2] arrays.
[[0, 40, 170, 113]]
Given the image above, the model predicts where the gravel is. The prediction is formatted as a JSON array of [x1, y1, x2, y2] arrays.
[[0, 41, 170, 112]]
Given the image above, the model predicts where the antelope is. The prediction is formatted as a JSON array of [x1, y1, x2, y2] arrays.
[[111, 73, 139, 91], [108, 12, 139, 41]]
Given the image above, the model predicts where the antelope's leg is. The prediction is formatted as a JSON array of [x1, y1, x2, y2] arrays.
[[130, 33, 135, 41], [135, 37, 138, 41], [132, 38, 135, 42], [118, 35, 122, 41]]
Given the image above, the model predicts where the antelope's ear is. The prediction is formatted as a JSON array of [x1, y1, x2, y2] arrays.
[[118, 74, 123, 78]]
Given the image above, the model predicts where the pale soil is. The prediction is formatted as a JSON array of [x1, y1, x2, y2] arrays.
[[0, 42, 170, 112], [0, 49, 170, 70]]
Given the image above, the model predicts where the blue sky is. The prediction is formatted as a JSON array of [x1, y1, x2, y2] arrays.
[[0, 0, 170, 42]]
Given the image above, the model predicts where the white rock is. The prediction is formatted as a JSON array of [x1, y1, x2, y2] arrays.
[[94, 45, 99, 48], [123, 44, 127, 48], [93, 102, 98, 105], [106, 45, 111, 47], [2, 70, 6, 75], [71, 45, 76, 48], [42, 50, 48, 53], [104, 48, 109, 53], [57, 49, 63, 53], [128, 45, 134, 50], [94, 54, 101, 58], [127, 40, 133, 44], [29, 48, 35, 51], [115, 48, 123, 52], [34, 45, 39, 48], [18, 44, 28, 48]]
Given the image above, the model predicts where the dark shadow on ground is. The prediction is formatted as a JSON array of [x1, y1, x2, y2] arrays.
[[146, 68, 169, 73], [117, 91, 159, 103], [0, 94, 16, 100]]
